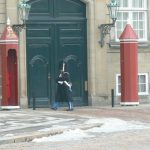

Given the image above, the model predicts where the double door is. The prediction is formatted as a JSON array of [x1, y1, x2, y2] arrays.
[[27, 22, 87, 107]]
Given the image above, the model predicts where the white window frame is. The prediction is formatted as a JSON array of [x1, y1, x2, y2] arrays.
[[115, 0, 147, 42], [138, 73, 149, 95], [116, 74, 121, 96], [116, 73, 149, 96]]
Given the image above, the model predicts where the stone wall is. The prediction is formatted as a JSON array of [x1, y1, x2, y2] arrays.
[[0, 0, 6, 102], [0, 0, 6, 37]]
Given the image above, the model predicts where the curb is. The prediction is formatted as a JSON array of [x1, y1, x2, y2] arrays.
[[0, 123, 102, 145]]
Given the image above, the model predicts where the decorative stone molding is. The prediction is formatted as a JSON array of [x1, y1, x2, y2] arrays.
[[81, 0, 96, 98]]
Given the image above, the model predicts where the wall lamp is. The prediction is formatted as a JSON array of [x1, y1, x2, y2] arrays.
[[12, 0, 31, 33], [99, 0, 119, 47]]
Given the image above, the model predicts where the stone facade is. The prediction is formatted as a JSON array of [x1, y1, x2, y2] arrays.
[[0, 0, 150, 108], [0, 0, 6, 101]]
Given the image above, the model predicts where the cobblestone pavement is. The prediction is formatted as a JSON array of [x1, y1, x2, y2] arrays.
[[71, 105, 150, 122], [0, 108, 99, 145], [0, 104, 150, 150]]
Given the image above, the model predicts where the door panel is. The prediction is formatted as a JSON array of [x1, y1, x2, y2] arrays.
[[27, 43, 52, 107], [29, 0, 85, 19], [27, 24, 54, 107], [54, 0, 86, 18], [56, 23, 87, 105]]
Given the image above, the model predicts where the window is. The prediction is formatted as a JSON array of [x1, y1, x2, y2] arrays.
[[116, 73, 149, 96], [115, 0, 147, 41], [138, 73, 149, 95], [116, 74, 121, 95]]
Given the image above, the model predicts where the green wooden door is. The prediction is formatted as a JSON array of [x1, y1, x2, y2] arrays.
[[27, 25, 54, 107], [27, 0, 87, 107]]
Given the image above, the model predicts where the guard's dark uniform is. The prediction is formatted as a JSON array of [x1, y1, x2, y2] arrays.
[[55, 71, 72, 102], [52, 60, 73, 110]]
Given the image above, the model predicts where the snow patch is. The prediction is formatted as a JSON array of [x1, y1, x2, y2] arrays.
[[86, 118, 150, 133], [4, 134, 14, 137], [38, 125, 68, 132], [32, 129, 94, 143], [32, 118, 150, 143]]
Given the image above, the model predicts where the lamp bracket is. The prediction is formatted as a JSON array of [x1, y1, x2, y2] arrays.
[[98, 19, 116, 47], [12, 24, 26, 35]]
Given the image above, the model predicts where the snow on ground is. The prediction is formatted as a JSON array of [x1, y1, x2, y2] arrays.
[[32, 118, 150, 143], [38, 125, 68, 132], [3, 134, 14, 137], [86, 118, 150, 133], [32, 129, 94, 143]]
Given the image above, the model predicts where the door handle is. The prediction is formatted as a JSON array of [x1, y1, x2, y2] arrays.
[[84, 81, 88, 91], [48, 73, 51, 80]]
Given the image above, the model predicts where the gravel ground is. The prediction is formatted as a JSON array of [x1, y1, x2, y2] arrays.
[[1, 105, 150, 150]]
